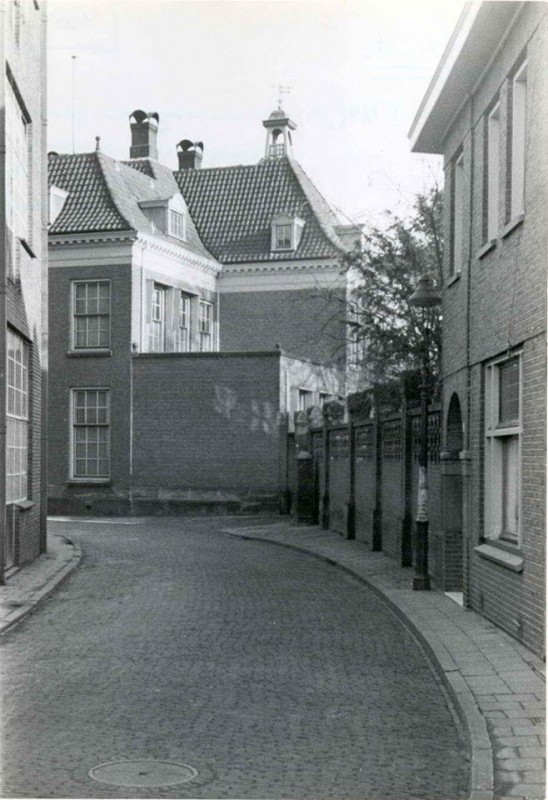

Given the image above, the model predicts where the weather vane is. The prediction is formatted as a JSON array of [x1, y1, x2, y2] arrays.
[[273, 83, 292, 110]]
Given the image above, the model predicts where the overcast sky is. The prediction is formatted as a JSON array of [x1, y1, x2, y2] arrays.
[[47, 0, 464, 227]]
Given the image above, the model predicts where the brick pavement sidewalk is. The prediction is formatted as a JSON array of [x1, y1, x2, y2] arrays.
[[0, 532, 82, 636], [221, 521, 546, 800]]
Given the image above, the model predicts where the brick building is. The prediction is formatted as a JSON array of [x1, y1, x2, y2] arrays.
[[47, 109, 352, 515], [0, 1, 48, 578], [409, 1, 547, 655]]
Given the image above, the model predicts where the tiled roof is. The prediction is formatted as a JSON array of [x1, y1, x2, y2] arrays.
[[48, 152, 215, 260], [49, 152, 129, 234], [174, 157, 346, 263]]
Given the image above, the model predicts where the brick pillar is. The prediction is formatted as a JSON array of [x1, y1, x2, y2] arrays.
[[372, 393, 383, 552]]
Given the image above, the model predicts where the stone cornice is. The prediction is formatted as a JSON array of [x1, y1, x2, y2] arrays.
[[49, 232, 136, 247], [135, 234, 222, 276], [221, 258, 341, 275]]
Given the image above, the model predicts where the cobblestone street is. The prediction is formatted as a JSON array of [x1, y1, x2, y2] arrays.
[[0, 517, 469, 799]]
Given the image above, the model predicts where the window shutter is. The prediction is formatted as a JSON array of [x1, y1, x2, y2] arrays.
[[145, 279, 155, 324], [164, 288, 177, 352]]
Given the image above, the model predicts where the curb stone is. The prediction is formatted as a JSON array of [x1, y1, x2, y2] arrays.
[[0, 533, 83, 636]]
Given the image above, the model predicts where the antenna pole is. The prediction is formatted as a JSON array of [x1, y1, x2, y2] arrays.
[[71, 55, 76, 153]]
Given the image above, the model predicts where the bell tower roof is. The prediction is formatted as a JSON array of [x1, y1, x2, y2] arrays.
[[262, 106, 297, 159]]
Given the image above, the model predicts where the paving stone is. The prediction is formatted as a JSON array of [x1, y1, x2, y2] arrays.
[[495, 747, 518, 759], [501, 758, 544, 771], [497, 736, 544, 748], [0, 517, 470, 800], [507, 784, 546, 798]]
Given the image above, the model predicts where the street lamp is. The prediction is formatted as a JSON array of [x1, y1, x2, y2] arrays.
[[409, 273, 442, 591]]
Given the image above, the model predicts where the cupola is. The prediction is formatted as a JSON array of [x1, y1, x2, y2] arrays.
[[129, 110, 159, 160], [262, 107, 296, 159]]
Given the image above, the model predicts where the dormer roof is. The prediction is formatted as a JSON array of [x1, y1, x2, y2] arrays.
[[174, 156, 348, 263]]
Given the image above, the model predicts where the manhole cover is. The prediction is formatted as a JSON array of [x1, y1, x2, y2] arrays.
[[89, 760, 198, 787]]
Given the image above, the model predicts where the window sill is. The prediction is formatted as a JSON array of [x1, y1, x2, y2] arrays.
[[475, 542, 523, 573], [446, 272, 461, 288], [66, 480, 111, 488], [501, 213, 524, 240], [14, 499, 35, 511], [67, 349, 112, 358], [477, 239, 496, 260]]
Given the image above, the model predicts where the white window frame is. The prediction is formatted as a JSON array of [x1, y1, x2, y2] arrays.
[[298, 388, 314, 412], [175, 292, 191, 352], [510, 61, 527, 220], [484, 353, 522, 544], [70, 388, 110, 481], [148, 284, 166, 352], [6, 330, 29, 504], [169, 208, 186, 241], [451, 152, 464, 275], [5, 76, 30, 279], [275, 224, 292, 250], [199, 300, 213, 352], [72, 280, 111, 350], [486, 102, 500, 242]]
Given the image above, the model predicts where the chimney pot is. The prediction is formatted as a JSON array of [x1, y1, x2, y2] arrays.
[[177, 139, 203, 170]]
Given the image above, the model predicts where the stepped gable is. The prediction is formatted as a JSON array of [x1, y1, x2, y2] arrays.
[[174, 156, 347, 264], [49, 152, 215, 260]]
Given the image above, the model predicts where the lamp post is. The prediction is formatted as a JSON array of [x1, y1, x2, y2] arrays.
[[409, 273, 441, 591]]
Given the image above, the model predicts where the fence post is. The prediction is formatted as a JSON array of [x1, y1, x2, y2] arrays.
[[321, 410, 330, 529], [372, 391, 383, 551], [346, 418, 356, 540], [279, 412, 291, 514], [401, 395, 413, 566]]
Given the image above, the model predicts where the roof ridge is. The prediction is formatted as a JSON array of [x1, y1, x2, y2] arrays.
[[286, 158, 346, 253]]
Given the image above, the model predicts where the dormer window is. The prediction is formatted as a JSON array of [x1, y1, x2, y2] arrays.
[[271, 213, 305, 252], [138, 192, 187, 241]]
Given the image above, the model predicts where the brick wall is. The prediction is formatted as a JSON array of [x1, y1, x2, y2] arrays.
[[220, 288, 347, 366], [440, 5, 547, 655], [131, 352, 282, 497], [48, 262, 133, 514]]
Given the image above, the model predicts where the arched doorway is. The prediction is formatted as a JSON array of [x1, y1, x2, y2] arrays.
[[441, 394, 464, 595]]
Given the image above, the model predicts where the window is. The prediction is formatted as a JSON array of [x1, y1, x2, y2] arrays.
[[6, 330, 29, 503], [148, 285, 166, 352], [275, 224, 292, 249], [169, 209, 186, 240], [450, 152, 464, 275], [271, 213, 305, 252], [72, 389, 110, 479], [175, 293, 191, 352], [73, 281, 110, 349], [509, 61, 527, 220], [298, 389, 313, 411], [485, 355, 521, 543], [5, 75, 30, 278], [486, 103, 500, 241], [199, 301, 212, 352], [319, 392, 334, 407]]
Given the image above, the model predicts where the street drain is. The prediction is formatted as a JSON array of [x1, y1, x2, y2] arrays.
[[89, 760, 198, 787]]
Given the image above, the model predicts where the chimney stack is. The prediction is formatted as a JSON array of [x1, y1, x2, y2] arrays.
[[177, 139, 203, 170], [129, 110, 159, 160]]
